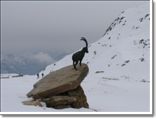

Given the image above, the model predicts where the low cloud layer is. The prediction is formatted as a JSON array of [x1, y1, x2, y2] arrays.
[[1, 52, 57, 74], [1, 1, 146, 55], [32, 52, 55, 65]]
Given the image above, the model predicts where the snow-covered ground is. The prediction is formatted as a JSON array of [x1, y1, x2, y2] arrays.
[[1, 75, 93, 112], [1, 4, 151, 113], [1, 75, 150, 113]]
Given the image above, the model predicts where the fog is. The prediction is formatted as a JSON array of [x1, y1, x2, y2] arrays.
[[1, 1, 146, 56]]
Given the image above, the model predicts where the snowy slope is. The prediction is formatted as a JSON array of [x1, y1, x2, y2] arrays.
[[41, 4, 151, 112], [43, 4, 150, 82], [1, 4, 151, 113]]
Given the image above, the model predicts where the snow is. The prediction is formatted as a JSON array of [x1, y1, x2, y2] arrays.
[[1, 4, 151, 113], [1, 76, 92, 112]]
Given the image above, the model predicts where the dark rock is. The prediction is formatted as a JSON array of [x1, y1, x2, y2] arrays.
[[44, 96, 77, 109], [67, 86, 89, 108], [95, 71, 104, 73], [111, 55, 117, 59], [44, 86, 89, 109], [125, 60, 130, 63], [145, 14, 149, 18], [121, 64, 126, 67], [140, 58, 144, 62]]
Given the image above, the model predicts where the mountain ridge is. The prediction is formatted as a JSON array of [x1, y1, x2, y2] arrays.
[[42, 4, 150, 82]]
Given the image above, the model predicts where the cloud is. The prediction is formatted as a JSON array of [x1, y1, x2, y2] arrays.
[[32, 52, 55, 64], [1, 1, 144, 56], [1, 52, 56, 74]]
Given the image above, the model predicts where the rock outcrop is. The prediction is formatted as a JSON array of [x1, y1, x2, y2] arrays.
[[26, 63, 89, 109]]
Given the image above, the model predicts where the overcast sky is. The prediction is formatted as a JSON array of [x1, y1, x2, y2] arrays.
[[1, 1, 148, 56]]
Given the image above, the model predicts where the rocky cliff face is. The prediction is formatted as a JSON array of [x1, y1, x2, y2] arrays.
[[26, 63, 89, 109]]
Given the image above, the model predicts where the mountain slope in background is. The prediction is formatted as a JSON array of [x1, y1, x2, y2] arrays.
[[43, 4, 150, 82], [1, 52, 67, 75], [1, 4, 151, 112]]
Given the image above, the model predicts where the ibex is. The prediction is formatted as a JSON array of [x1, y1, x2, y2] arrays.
[[72, 37, 88, 70]]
